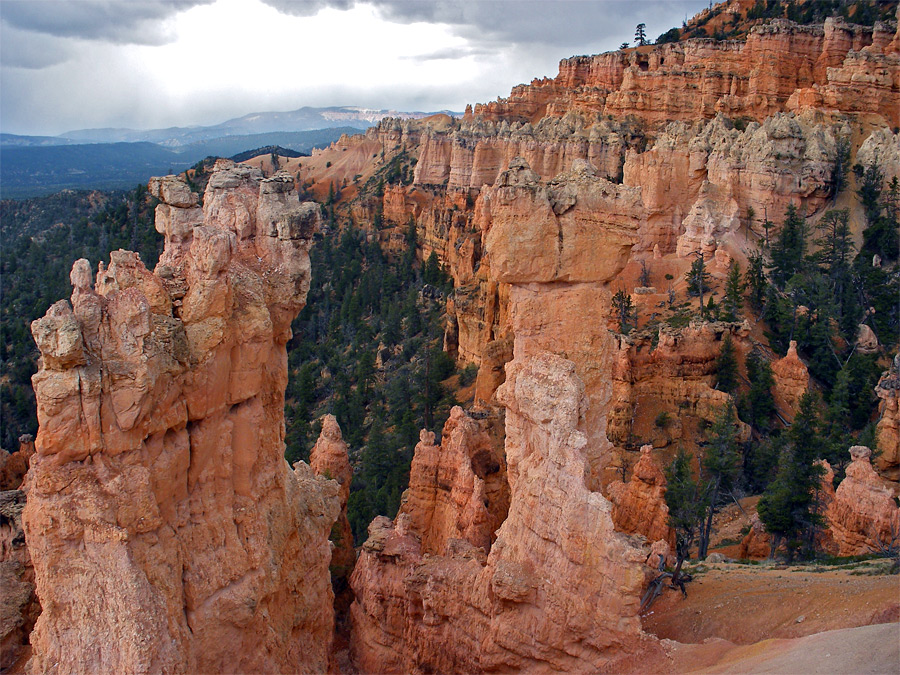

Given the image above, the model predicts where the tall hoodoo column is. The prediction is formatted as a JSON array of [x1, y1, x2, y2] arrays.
[[24, 162, 340, 675]]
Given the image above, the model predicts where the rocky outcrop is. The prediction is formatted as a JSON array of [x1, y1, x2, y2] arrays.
[[607, 322, 752, 474], [350, 355, 648, 674], [399, 407, 508, 555], [0, 490, 37, 671], [827, 446, 900, 556], [349, 155, 653, 672], [310, 414, 355, 578], [608, 445, 675, 548], [23, 164, 341, 675], [0, 435, 35, 490], [874, 357, 900, 480], [771, 340, 810, 418], [738, 513, 772, 559]]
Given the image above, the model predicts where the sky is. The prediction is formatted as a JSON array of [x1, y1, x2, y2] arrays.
[[1, 0, 710, 137]]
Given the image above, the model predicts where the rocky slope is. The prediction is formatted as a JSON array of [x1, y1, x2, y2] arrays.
[[21, 164, 341, 674]]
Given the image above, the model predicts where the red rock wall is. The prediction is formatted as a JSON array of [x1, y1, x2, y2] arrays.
[[608, 445, 676, 548], [475, 17, 899, 127]]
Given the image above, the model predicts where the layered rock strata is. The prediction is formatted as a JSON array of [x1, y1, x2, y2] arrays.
[[473, 17, 899, 126], [23, 164, 341, 674], [350, 356, 648, 674]]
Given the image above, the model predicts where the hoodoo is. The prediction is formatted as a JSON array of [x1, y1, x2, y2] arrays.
[[22, 163, 340, 674]]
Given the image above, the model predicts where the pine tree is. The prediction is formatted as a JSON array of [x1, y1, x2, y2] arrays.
[[757, 392, 825, 559], [721, 261, 743, 321], [770, 204, 808, 288], [612, 289, 636, 332], [745, 250, 767, 313], [821, 367, 853, 474], [698, 401, 742, 558], [685, 255, 710, 316], [635, 23, 648, 45], [423, 250, 441, 285], [742, 349, 775, 432], [665, 447, 704, 567], [715, 333, 739, 394]]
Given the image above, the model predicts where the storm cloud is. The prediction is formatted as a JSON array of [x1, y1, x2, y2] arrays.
[[263, 0, 700, 49]]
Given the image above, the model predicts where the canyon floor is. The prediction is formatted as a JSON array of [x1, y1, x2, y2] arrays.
[[639, 559, 899, 673]]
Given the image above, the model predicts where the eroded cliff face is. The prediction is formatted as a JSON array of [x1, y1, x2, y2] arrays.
[[473, 17, 899, 126], [350, 356, 649, 674], [23, 163, 341, 675], [399, 407, 508, 556], [0, 490, 36, 671], [607, 321, 753, 479], [286, 15, 898, 434]]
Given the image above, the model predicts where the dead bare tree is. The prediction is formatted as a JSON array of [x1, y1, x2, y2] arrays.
[[868, 520, 900, 561]]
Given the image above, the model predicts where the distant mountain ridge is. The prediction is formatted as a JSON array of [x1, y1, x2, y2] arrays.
[[55, 106, 460, 147]]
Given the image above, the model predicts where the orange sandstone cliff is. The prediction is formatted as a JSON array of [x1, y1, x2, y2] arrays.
[[874, 356, 900, 480], [608, 445, 676, 549], [22, 164, 341, 674]]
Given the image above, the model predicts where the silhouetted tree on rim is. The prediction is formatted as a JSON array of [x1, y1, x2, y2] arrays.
[[635, 23, 648, 46]]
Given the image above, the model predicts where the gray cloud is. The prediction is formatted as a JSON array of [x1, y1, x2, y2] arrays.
[[404, 44, 497, 61], [262, 0, 707, 50], [1, 0, 710, 136], [0, 23, 73, 68], [0, 0, 213, 45], [258, 0, 354, 16]]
